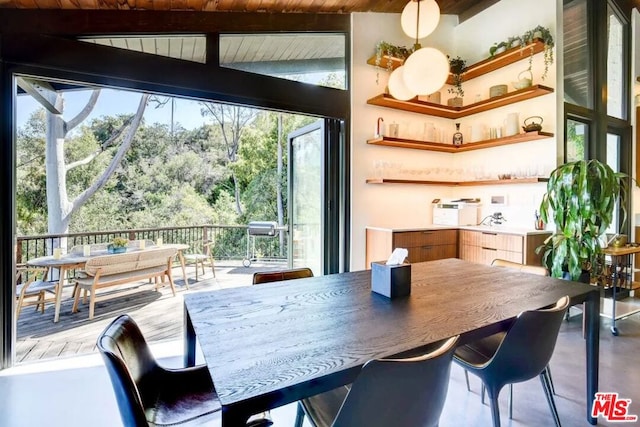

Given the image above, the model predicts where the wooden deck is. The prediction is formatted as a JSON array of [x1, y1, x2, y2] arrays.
[[15, 260, 287, 364]]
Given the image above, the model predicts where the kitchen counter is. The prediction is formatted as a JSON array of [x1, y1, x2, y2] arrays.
[[366, 225, 550, 236]]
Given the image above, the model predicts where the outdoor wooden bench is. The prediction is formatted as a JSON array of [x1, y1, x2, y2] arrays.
[[72, 247, 178, 320]]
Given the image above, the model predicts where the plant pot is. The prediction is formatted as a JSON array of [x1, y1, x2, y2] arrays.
[[562, 270, 590, 284], [107, 245, 127, 254], [447, 97, 463, 107]]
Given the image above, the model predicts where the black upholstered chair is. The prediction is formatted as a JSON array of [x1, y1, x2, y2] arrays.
[[463, 259, 556, 418], [97, 315, 272, 427], [252, 267, 314, 285], [454, 296, 569, 427], [294, 335, 459, 427]]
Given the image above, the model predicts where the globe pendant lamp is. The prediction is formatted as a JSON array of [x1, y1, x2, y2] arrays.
[[388, 66, 415, 101], [401, 0, 440, 40], [387, 0, 448, 100]]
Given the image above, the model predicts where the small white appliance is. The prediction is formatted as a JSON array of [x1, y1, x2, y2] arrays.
[[432, 199, 479, 226]]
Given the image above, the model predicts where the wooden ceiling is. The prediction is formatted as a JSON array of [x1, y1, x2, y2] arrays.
[[0, 0, 499, 18]]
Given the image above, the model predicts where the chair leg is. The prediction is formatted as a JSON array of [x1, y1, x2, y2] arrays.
[[508, 384, 513, 419], [88, 290, 96, 320], [294, 402, 306, 427], [210, 257, 216, 278], [488, 393, 502, 427], [72, 287, 82, 313], [540, 372, 562, 427], [545, 365, 556, 395], [464, 369, 470, 391]]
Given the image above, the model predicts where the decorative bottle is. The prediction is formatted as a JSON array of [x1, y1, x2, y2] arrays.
[[452, 123, 463, 145]]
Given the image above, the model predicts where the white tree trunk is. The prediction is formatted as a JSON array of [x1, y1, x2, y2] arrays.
[[38, 88, 147, 253], [45, 92, 71, 251]]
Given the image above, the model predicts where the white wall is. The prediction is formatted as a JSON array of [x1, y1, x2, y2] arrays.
[[350, 0, 558, 270]]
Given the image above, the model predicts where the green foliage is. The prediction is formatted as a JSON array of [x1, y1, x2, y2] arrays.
[[538, 159, 625, 280], [447, 56, 466, 98], [16, 101, 306, 244]]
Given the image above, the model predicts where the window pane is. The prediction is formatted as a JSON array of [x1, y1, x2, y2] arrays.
[[566, 119, 588, 161], [80, 36, 207, 64], [607, 6, 624, 119], [563, 0, 591, 107], [606, 133, 621, 232], [220, 33, 346, 90]]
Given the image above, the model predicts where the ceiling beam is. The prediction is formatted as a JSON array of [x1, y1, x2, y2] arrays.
[[3, 33, 349, 119], [15, 77, 62, 114], [458, 0, 501, 23], [0, 10, 350, 35]]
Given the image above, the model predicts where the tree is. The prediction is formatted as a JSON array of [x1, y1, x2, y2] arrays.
[[29, 83, 149, 247], [200, 103, 258, 216]]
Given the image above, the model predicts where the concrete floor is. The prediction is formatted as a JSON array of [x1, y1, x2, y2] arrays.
[[1, 304, 639, 426]]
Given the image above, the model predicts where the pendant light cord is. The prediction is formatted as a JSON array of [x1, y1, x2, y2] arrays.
[[414, 0, 422, 51]]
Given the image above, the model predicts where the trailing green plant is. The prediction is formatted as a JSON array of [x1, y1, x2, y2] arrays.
[[521, 25, 554, 80], [537, 159, 626, 281], [489, 41, 508, 57], [374, 41, 414, 84], [447, 56, 466, 98]]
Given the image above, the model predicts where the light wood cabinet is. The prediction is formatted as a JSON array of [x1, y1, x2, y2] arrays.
[[366, 228, 457, 268], [458, 230, 550, 266]]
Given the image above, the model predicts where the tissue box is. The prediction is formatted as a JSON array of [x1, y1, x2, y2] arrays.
[[371, 261, 411, 299]]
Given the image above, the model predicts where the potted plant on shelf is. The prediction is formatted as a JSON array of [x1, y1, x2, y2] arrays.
[[447, 56, 466, 107], [374, 41, 414, 85], [537, 159, 626, 282], [521, 25, 554, 80], [108, 237, 129, 254]]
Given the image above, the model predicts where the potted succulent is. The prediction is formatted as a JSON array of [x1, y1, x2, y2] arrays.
[[537, 159, 626, 281], [108, 237, 129, 254], [447, 56, 466, 107]]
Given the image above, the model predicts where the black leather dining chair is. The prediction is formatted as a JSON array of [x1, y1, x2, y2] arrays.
[[294, 335, 459, 427], [252, 267, 314, 285], [454, 295, 569, 427], [97, 314, 272, 427], [463, 259, 556, 418]]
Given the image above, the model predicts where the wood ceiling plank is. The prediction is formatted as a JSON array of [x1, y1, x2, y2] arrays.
[[1, 0, 497, 15]]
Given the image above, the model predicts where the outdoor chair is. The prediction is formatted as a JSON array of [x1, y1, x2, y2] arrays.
[[252, 267, 313, 285], [294, 335, 459, 427], [454, 296, 570, 427], [183, 240, 216, 282], [15, 266, 57, 319], [97, 314, 273, 427]]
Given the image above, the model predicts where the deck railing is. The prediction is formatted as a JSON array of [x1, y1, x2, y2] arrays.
[[16, 224, 288, 265]]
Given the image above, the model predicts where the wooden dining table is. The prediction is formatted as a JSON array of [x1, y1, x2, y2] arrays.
[[183, 258, 601, 426]]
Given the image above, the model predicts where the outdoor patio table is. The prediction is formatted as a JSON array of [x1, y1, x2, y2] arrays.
[[26, 243, 191, 322], [184, 258, 601, 426], [27, 254, 88, 323]]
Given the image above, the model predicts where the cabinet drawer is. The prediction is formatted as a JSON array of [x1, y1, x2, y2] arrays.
[[460, 230, 523, 252], [407, 244, 457, 263], [459, 245, 522, 265], [394, 230, 457, 248]]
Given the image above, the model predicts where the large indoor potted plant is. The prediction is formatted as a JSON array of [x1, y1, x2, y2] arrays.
[[538, 159, 626, 281]]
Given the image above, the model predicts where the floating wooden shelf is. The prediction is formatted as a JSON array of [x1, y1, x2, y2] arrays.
[[366, 39, 546, 85], [367, 85, 554, 119], [366, 177, 549, 186], [367, 131, 554, 153]]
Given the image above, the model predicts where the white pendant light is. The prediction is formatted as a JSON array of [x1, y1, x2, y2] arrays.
[[388, 66, 416, 101], [401, 0, 440, 40], [403, 47, 449, 95]]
